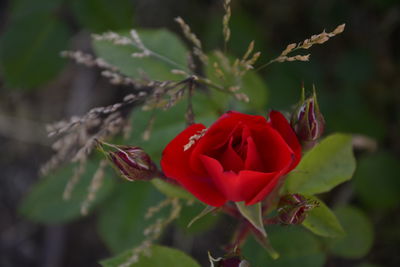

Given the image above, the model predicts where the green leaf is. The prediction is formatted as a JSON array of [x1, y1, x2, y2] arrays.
[[71, 0, 134, 32], [97, 181, 164, 253], [243, 225, 326, 267], [327, 205, 374, 259], [0, 14, 70, 89], [236, 202, 266, 237], [353, 151, 400, 210], [176, 204, 219, 234], [93, 29, 189, 81], [187, 205, 217, 228], [100, 245, 201, 267], [239, 70, 268, 111], [236, 202, 280, 259], [151, 178, 195, 201], [302, 196, 345, 238], [286, 133, 356, 195], [19, 160, 114, 224]]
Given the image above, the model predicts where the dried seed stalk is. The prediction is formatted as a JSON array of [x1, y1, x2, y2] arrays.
[[175, 17, 208, 64], [63, 160, 86, 200], [257, 24, 345, 71], [223, 0, 232, 50], [80, 159, 108, 215]]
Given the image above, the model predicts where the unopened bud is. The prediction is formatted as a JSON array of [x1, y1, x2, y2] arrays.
[[209, 251, 250, 267], [277, 194, 318, 225], [97, 140, 157, 181], [219, 257, 250, 267], [291, 86, 325, 143]]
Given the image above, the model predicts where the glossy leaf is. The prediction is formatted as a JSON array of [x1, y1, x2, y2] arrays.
[[302, 196, 345, 238], [100, 245, 201, 267], [19, 160, 114, 224], [177, 203, 219, 234], [239, 70, 268, 111], [327, 205, 374, 259], [286, 133, 356, 195], [151, 178, 195, 201], [236, 202, 266, 237], [93, 29, 189, 81], [0, 15, 70, 89], [187, 205, 217, 228]]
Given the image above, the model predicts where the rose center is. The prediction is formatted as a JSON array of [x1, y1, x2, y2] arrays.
[[231, 135, 248, 161]]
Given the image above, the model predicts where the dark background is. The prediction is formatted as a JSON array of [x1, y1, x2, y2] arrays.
[[1, 0, 399, 266]]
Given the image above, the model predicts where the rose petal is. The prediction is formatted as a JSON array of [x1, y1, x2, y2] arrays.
[[244, 135, 264, 172], [189, 123, 240, 175], [250, 124, 294, 172], [195, 111, 267, 154], [218, 136, 244, 172], [268, 110, 302, 169], [161, 124, 226, 206], [161, 111, 302, 206], [201, 155, 280, 202], [191, 112, 267, 172], [246, 154, 295, 205]]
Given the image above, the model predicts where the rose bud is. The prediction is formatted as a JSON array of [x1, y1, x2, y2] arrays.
[[291, 86, 325, 143], [216, 257, 250, 267], [107, 145, 157, 181], [161, 111, 302, 207], [277, 194, 319, 225], [209, 251, 250, 267]]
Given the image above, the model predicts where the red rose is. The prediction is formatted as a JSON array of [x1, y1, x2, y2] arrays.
[[161, 111, 301, 207]]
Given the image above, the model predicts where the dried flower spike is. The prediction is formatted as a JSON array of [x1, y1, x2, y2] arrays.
[[223, 0, 232, 48], [175, 16, 208, 63], [257, 23, 345, 70]]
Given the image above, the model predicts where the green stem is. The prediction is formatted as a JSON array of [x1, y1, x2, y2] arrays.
[[195, 76, 229, 93], [255, 59, 275, 72]]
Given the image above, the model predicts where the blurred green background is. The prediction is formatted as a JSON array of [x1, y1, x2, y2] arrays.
[[1, 0, 399, 266]]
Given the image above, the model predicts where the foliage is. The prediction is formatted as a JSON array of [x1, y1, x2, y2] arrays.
[[326, 205, 374, 259], [19, 159, 115, 224], [93, 29, 190, 81], [100, 245, 201, 267], [285, 133, 356, 195], [302, 196, 345, 238], [9, 0, 392, 266]]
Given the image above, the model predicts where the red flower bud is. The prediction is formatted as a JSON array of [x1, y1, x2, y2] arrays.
[[291, 86, 325, 143], [218, 257, 250, 267], [97, 141, 157, 181], [277, 194, 318, 225], [209, 251, 250, 267]]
